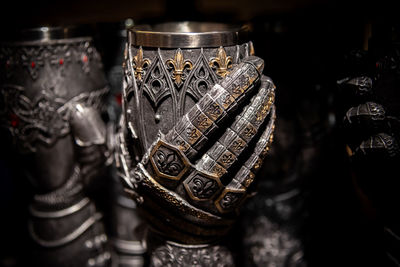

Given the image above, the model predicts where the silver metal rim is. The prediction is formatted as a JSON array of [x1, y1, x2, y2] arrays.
[[2, 25, 92, 44], [128, 21, 250, 48]]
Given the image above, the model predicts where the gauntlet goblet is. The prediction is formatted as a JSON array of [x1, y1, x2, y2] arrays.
[[116, 22, 276, 266], [0, 26, 111, 267]]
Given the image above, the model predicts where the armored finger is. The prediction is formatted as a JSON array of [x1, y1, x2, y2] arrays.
[[164, 56, 264, 161], [194, 76, 275, 178], [343, 102, 388, 147], [337, 76, 373, 101], [214, 105, 275, 213], [344, 102, 385, 125], [179, 77, 275, 212], [352, 133, 399, 159], [131, 94, 277, 241]]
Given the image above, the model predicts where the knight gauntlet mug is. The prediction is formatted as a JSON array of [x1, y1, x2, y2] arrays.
[[116, 22, 277, 265]]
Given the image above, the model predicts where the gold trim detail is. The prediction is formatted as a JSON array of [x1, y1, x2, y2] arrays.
[[209, 47, 233, 78], [132, 46, 151, 81], [166, 48, 193, 86]]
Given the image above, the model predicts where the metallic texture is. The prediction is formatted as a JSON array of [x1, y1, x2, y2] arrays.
[[0, 84, 108, 153], [0, 26, 110, 267], [339, 76, 400, 159], [3, 26, 92, 43], [0, 34, 108, 153], [30, 212, 103, 247], [123, 34, 256, 156], [209, 47, 233, 78], [129, 22, 250, 48], [29, 196, 90, 218], [243, 215, 305, 267], [145, 230, 233, 266], [356, 132, 399, 157], [71, 104, 107, 147], [118, 21, 277, 264], [150, 242, 234, 267], [29, 166, 110, 266], [337, 76, 373, 99], [344, 102, 386, 132], [132, 47, 151, 82]]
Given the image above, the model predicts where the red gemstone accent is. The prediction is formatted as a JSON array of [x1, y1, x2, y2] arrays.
[[31, 61, 36, 68], [9, 113, 19, 127], [59, 58, 64, 65], [115, 93, 122, 106], [5, 60, 10, 68], [82, 55, 88, 63]]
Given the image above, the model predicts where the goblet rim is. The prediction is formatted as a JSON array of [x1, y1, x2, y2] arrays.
[[128, 21, 250, 48]]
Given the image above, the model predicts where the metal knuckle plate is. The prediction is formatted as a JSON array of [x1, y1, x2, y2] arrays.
[[214, 188, 246, 213], [149, 140, 191, 182], [183, 170, 223, 201]]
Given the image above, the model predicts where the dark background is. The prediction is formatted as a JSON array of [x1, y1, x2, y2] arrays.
[[0, 0, 397, 266]]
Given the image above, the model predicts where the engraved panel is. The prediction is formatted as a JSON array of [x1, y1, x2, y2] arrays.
[[184, 171, 222, 201], [142, 55, 171, 108], [150, 141, 190, 181]]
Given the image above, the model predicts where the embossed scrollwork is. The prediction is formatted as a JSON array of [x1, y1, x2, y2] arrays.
[[0, 41, 103, 80], [0, 84, 108, 153]]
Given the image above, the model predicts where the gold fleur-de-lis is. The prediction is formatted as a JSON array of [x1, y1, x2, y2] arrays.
[[132, 47, 151, 81], [232, 139, 245, 151], [166, 49, 193, 86], [209, 47, 233, 78]]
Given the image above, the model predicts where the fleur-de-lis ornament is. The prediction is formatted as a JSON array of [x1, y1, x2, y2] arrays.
[[132, 47, 151, 81], [209, 47, 233, 78], [166, 48, 193, 86]]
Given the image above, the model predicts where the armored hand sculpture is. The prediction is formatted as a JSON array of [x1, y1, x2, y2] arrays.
[[116, 22, 276, 265], [0, 27, 111, 267]]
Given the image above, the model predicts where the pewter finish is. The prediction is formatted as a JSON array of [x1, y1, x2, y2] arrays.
[[120, 55, 276, 242], [150, 242, 234, 267], [118, 22, 278, 265], [124, 42, 254, 153], [30, 213, 103, 248], [30, 197, 90, 218], [1, 26, 92, 43], [0, 26, 110, 267], [129, 22, 249, 48]]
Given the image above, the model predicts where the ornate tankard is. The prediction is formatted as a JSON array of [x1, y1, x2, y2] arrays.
[[116, 22, 277, 266], [0, 26, 111, 267]]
